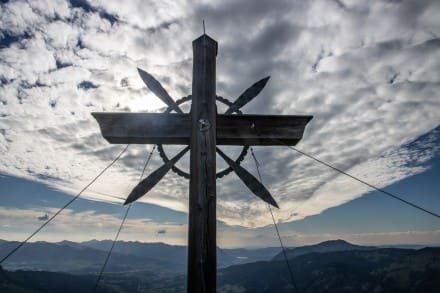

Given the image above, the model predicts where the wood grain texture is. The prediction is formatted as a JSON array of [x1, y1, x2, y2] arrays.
[[187, 34, 217, 293], [92, 112, 312, 146]]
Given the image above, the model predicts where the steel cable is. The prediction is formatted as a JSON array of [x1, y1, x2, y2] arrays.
[[92, 146, 156, 292], [0, 144, 130, 265], [250, 147, 299, 293]]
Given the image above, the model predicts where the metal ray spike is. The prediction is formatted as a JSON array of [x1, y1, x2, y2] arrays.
[[216, 147, 279, 208], [137, 68, 183, 113], [224, 76, 270, 115], [124, 147, 189, 205]]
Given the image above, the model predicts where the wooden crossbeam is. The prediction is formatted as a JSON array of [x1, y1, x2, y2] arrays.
[[92, 112, 312, 146]]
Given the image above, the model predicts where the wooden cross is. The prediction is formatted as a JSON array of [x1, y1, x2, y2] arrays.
[[92, 34, 312, 293]]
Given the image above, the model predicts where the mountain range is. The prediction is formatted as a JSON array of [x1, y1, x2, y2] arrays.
[[218, 247, 440, 292], [1, 239, 439, 292], [0, 239, 281, 274], [272, 239, 375, 260]]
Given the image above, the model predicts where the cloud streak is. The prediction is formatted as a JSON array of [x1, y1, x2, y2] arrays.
[[1, 206, 438, 248], [0, 206, 187, 244]]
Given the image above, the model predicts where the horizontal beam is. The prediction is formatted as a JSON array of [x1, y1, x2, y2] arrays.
[[217, 114, 312, 146], [92, 112, 312, 146], [92, 112, 190, 145]]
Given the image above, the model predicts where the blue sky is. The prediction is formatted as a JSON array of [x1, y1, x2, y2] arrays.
[[0, 0, 439, 247]]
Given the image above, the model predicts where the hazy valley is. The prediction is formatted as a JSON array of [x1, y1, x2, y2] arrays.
[[1, 239, 439, 292]]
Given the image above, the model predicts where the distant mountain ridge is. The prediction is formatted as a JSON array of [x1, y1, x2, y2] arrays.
[[1, 242, 439, 292], [0, 239, 281, 273], [0, 240, 175, 274], [59, 239, 188, 266], [273, 239, 374, 261], [1, 238, 433, 274], [76, 239, 282, 267], [218, 247, 440, 292]]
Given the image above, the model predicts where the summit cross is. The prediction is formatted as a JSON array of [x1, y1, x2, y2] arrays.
[[93, 34, 312, 293]]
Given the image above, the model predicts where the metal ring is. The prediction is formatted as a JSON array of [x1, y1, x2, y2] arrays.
[[157, 95, 249, 179]]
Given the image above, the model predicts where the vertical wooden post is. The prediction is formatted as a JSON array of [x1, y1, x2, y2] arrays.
[[187, 34, 217, 293]]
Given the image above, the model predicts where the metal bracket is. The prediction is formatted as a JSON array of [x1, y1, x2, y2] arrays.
[[158, 95, 249, 179], [199, 119, 210, 132]]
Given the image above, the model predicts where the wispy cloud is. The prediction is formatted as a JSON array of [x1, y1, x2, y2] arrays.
[[1, 206, 438, 248], [0, 206, 187, 244], [0, 0, 439, 228], [37, 214, 49, 221], [218, 224, 440, 248]]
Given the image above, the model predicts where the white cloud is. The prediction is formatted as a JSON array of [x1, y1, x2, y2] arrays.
[[278, 230, 440, 248], [218, 225, 440, 248], [0, 206, 187, 244], [0, 0, 439, 229], [1, 206, 438, 248]]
